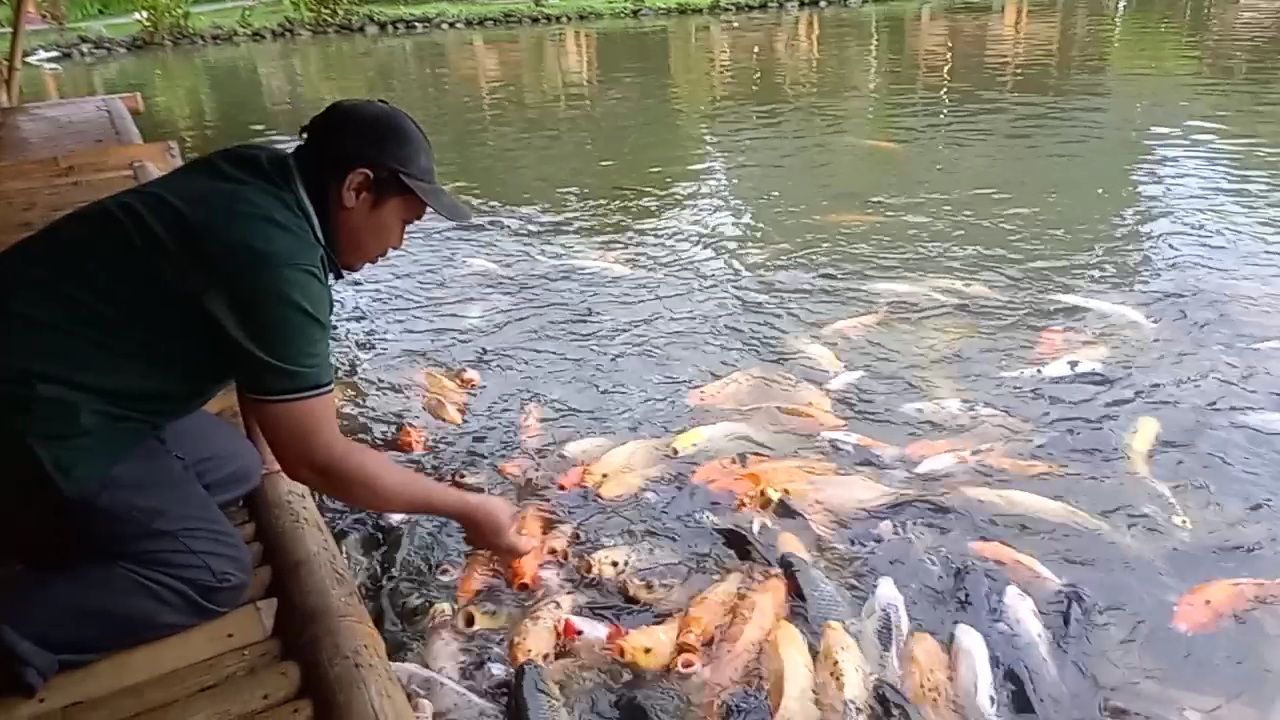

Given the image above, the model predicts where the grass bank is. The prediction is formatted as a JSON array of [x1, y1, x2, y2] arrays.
[[8, 0, 857, 60]]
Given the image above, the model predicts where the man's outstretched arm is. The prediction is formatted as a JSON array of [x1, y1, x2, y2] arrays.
[[240, 392, 534, 559]]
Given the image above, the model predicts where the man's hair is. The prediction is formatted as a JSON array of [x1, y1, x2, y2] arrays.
[[292, 138, 414, 205]]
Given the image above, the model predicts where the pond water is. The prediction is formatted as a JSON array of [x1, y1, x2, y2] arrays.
[[33, 0, 1280, 716]]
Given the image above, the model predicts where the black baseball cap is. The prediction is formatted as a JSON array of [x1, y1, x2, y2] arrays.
[[299, 98, 472, 222]]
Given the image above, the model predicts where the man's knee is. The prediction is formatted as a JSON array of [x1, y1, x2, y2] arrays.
[[162, 411, 263, 505], [215, 435, 264, 505]]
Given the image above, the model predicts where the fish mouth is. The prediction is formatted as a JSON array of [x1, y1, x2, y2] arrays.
[[425, 602, 455, 626], [557, 466, 589, 490], [609, 641, 632, 663], [456, 603, 507, 632], [672, 652, 702, 675]]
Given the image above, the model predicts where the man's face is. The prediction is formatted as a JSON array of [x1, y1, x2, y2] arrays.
[[331, 168, 428, 272]]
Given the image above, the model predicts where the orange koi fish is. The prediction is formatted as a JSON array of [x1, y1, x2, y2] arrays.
[[1171, 578, 1280, 635]]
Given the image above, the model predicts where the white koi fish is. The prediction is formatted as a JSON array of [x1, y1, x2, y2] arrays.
[[999, 356, 1105, 378], [858, 576, 909, 686], [951, 623, 999, 720], [824, 370, 866, 391], [1048, 293, 1156, 328]]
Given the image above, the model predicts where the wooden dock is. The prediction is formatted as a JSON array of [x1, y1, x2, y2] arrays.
[[0, 94, 415, 720]]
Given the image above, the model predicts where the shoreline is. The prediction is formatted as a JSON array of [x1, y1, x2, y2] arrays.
[[17, 0, 862, 63]]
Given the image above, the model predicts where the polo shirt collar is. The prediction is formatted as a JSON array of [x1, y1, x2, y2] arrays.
[[287, 156, 345, 282]]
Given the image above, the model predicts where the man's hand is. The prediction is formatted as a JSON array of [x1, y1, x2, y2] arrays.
[[456, 494, 539, 561]]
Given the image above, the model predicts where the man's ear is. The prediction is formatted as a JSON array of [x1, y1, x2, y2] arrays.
[[339, 168, 376, 209]]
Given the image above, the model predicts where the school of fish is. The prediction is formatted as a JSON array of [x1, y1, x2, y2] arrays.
[[372, 286, 1277, 720]]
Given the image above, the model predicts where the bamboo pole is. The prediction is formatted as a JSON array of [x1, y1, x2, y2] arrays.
[[114, 91, 144, 115], [105, 95, 142, 144], [248, 473, 414, 720], [5, 0, 29, 106]]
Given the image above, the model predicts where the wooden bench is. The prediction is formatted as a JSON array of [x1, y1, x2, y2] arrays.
[[0, 140, 184, 254], [0, 507, 298, 720], [0, 139, 179, 176]]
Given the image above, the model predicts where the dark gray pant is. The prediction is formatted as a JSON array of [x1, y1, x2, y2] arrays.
[[0, 410, 263, 697]]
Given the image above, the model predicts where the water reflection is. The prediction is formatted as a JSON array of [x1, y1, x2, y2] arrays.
[[31, 0, 1280, 715]]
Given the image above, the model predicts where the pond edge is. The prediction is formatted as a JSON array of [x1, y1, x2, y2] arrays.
[[28, 0, 867, 64]]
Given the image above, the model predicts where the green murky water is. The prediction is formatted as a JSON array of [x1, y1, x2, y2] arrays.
[[29, 0, 1280, 716]]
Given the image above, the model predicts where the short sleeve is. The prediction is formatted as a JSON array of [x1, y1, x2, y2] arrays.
[[204, 262, 335, 402]]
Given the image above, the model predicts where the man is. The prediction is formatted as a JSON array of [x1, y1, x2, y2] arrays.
[[0, 98, 535, 695]]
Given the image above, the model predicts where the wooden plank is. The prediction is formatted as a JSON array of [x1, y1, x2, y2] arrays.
[[251, 699, 314, 720], [203, 385, 239, 418], [0, 183, 139, 252], [0, 167, 136, 193], [239, 521, 257, 544], [0, 600, 278, 718], [0, 97, 121, 162], [249, 474, 415, 720], [0, 140, 181, 174], [0, 174, 137, 200], [1, 94, 145, 117], [0, 174, 137, 207], [128, 661, 302, 720], [54, 640, 283, 720], [244, 566, 273, 603], [0, 139, 184, 255]]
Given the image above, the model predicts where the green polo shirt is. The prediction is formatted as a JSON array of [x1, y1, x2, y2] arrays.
[[0, 143, 338, 493]]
